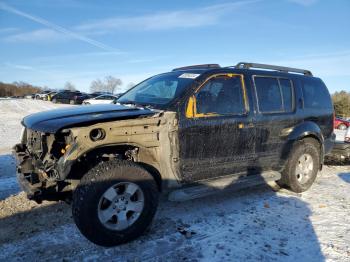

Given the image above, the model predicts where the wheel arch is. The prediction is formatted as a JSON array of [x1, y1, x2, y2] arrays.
[[64, 143, 162, 191], [286, 121, 324, 168], [287, 121, 324, 144]]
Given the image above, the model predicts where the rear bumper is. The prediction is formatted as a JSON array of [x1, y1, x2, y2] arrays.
[[324, 133, 336, 155], [326, 141, 350, 161]]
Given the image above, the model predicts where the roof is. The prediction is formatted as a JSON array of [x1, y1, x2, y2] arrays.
[[171, 62, 313, 77]]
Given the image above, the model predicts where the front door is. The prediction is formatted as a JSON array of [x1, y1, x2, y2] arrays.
[[178, 73, 256, 182]]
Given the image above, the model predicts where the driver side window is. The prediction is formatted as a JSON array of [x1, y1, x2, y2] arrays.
[[191, 75, 246, 117]]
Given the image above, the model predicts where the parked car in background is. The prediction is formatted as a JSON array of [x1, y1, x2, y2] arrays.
[[327, 127, 350, 162], [83, 94, 119, 105], [334, 117, 350, 130], [25, 94, 34, 99], [345, 127, 350, 142], [89, 91, 113, 98], [35, 91, 51, 100], [51, 91, 90, 104], [111, 93, 124, 103], [43, 91, 57, 101]]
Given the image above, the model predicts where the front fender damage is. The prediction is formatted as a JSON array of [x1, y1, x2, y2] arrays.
[[56, 111, 181, 188]]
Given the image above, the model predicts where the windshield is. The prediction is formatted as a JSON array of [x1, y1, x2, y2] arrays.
[[118, 71, 199, 108]]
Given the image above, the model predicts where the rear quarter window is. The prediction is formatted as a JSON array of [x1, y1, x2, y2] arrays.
[[301, 78, 332, 109]]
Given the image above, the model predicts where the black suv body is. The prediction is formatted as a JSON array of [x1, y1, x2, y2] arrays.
[[14, 63, 335, 246], [174, 64, 334, 182]]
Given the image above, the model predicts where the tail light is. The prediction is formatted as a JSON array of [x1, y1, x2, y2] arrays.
[[333, 112, 335, 130]]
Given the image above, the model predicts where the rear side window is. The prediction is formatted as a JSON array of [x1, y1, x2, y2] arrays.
[[254, 76, 294, 113], [301, 78, 332, 109], [279, 79, 294, 112]]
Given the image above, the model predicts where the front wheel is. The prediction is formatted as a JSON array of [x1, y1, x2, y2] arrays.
[[72, 160, 159, 246], [277, 138, 320, 193]]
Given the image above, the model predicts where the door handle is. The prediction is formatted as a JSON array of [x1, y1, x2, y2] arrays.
[[238, 123, 254, 129]]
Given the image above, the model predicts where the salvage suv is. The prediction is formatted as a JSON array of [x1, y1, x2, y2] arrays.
[[14, 62, 335, 246]]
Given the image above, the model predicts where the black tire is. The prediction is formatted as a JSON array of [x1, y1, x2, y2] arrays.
[[69, 100, 75, 105], [72, 160, 159, 247], [277, 138, 320, 193]]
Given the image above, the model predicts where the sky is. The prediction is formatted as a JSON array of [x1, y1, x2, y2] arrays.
[[0, 0, 349, 93]]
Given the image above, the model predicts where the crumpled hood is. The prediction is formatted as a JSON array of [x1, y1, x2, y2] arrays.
[[23, 104, 156, 133]]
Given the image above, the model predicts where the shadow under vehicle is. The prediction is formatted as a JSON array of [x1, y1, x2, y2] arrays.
[[14, 62, 335, 246]]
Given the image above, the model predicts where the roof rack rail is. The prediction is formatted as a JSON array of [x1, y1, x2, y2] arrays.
[[172, 64, 221, 71], [234, 62, 313, 76]]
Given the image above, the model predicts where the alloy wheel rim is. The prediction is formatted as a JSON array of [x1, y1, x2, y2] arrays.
[[97, 182, 145, 231], [295, 153, 314, 184]]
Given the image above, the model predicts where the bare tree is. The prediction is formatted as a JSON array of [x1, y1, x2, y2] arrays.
[[105, 76, 122, 94], [13, 81, 31, 88], [64, 81, 76, 91], [90, 79, 105, 93], [0, 81, 42, 97]]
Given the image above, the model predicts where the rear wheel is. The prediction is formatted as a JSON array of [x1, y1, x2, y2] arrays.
[[72, 160, 159, 247], [277, 138, 320, 193]]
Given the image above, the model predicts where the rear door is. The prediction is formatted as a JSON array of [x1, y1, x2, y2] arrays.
[[59, 92, 69, 103], [252, 75, 297, 169], [56, 92, 64, 102], [178, 73, 256, 182]]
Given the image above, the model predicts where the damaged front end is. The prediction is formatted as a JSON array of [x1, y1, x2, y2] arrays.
[[13, 127, 75, 203], [13, 103, 180, 204]]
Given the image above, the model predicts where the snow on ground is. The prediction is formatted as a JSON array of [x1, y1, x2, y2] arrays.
[[0, 99, 71, 154], [0, 99, 349, 261]]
